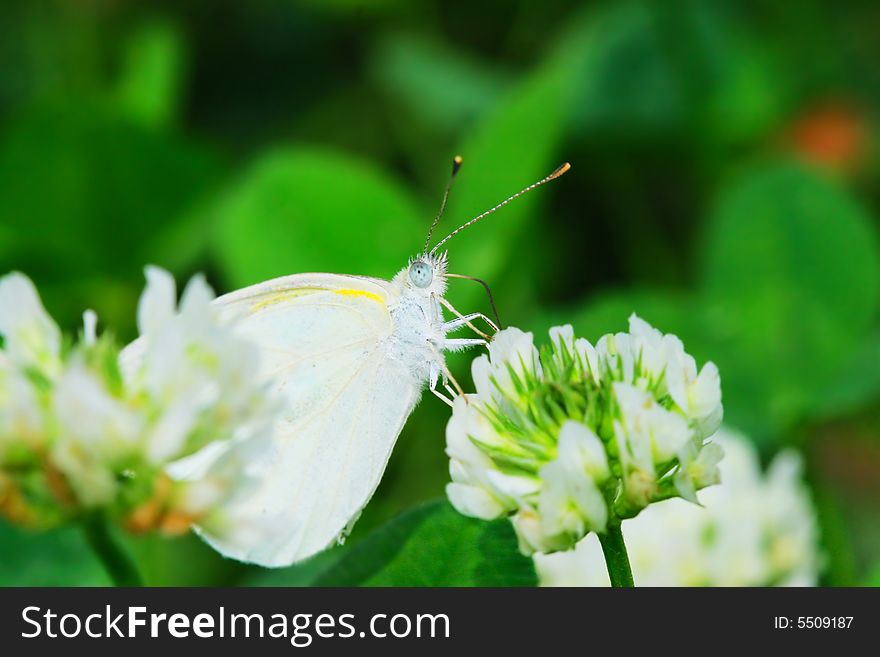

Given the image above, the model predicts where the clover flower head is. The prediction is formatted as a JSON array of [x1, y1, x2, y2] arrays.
[[0, 268, 279, 533], [446, 316, 723, 555], [535, 429, 822, 586]]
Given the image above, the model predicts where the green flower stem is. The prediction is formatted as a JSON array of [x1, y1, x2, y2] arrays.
[[82, 514, 144, 587], [598, 522, 634, 587]]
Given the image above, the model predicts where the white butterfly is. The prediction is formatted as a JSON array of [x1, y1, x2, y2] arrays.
[[135, 159, 569, 567]]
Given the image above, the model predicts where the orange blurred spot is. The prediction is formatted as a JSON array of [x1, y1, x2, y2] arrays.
[[125, 473, 199, 536], [788, 102, 870, 173]]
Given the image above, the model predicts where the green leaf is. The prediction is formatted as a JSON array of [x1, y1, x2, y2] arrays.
[[0, 521, 111, 586], [122, 532, 247, 587], [312, 499, 537, 586], [0, 101, 220, 274], [212, 147, 424, 287], [699, 161, 880, 438], [369, 32, 511, 134], [245, 547, 347, 587]]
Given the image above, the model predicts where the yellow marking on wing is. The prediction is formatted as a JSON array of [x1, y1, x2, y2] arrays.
[[335, 289, 385, 305], [249, 287, 327, 313]]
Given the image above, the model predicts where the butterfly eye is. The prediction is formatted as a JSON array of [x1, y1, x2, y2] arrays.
[[409, 261, 433, 288]]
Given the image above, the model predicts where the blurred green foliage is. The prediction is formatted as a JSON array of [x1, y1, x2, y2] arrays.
[[1, 0, 879, 586]]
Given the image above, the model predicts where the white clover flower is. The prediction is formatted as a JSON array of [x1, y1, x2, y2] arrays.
[[446, 316, 723, 555], [535, 429, 821, 586], [0, 267, 280, 534], [121, 266, 275, 466]]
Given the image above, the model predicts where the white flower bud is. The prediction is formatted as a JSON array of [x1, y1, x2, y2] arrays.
[[447, 482, 509, 521], [471, 327, 540, 405], [82, 310, 98, 346], [674, 440, 724, 504], [549, 325, 601, 385], [627, 314, 669, 383], [596, 332, 636, 383], [137, 265, 177, 339], [511, 507, 549, 554], [557, 421, 610, 483]]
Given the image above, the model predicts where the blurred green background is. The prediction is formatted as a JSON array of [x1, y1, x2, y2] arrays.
[[1, 0, 879, 586]]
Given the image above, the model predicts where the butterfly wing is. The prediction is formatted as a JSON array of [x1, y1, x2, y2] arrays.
[[151, 273, 422, 567]]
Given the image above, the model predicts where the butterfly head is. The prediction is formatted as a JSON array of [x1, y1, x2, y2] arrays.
[[397, 251, 448, 296]]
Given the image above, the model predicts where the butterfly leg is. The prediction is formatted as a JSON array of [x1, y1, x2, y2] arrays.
[[427, 340, 470, 405], [443, 312, 498, 335], [428, 360, 454, 407], [439, 297, 498, 339], [430, 384, 455, 407]]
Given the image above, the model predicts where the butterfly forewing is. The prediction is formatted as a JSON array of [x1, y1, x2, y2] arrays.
[[196, 274, 422, 566]]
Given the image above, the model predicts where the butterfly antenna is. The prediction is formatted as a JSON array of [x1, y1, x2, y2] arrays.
[[423, 155, 464, 255], [429, 162, 570, 256]]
